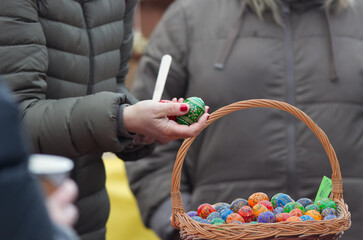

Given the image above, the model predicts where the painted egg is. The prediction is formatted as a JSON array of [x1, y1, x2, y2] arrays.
[[249, 221, 259, 224], [275, 194, 294, 208], [324, 199, 337, 210], [258, 200, 274, 212], [200, 219, 211, 224], [324, 214, 338, 220], [197, 203, 216, 219], [187, 211, 198, 218], [317, 198, 336, 211], [274, 207, 284, 215], [283, 202, 305, 214], [300, 215, 314, 221], [213, 202, 230, 212], [229, 220, 243, 225], [248, 192, 269, 207], [321, 207, 337, 218], [192, 216, 203, 222], [305, 204, 320, 212], [305, 210, 322, 220], [238, 206, 254, 223], [297, 198, 313, 208], [271, 193, 283, 209], [226, 213, 244, 224], [230, 198, 248, 212], [176, 97, 205, 126], [252, 204, 268, 219], [257, 211, 276, 223], [286, 216, 302, 222], [206, 211, 222, 222], [276, 213, 291, 222], [220, 209, 234, 221], [289, 208, 303, 218], [211, 218, 225, 225]]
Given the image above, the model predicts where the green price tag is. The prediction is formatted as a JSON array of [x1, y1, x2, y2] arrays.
[[314, 176, 332, 204]]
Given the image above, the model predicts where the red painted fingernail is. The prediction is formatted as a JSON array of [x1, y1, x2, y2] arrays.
[[207, 116, 210, 120], [207, 108, 210, 113], [180, 105, 188, 112]]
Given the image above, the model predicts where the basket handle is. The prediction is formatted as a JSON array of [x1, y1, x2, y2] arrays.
[[170, 99, 343, 228]]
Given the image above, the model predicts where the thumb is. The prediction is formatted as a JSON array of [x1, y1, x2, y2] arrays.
[[160, 102, 190, 117]]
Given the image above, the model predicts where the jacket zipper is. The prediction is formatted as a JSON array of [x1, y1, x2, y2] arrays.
[[81, 0, 95, 95], [282, 3, 297, 198]]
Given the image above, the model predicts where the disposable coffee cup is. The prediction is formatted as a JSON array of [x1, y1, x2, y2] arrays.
[[28, 154, 74, 196]]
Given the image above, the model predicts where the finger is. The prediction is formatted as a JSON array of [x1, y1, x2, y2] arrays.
[[63, 204, 79, 226], [159, 102, 189, 117], [159, 100, 172, 103], [166, 115, 208, 140], [178, 98, 184, 103], [172, 98, 178, 102], [49, 179, 78, 205]]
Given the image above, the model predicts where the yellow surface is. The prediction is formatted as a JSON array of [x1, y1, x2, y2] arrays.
[[103, 153, 160, 240]]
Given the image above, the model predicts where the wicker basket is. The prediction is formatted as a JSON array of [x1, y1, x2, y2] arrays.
[[170, 99, 351, 240]]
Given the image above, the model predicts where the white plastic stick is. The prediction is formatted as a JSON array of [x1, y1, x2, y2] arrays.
[[152, 55, 172, 101]]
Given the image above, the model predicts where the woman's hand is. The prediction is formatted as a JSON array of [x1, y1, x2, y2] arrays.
[[123, 100, 209, 145], [46, 179, 78, 227]]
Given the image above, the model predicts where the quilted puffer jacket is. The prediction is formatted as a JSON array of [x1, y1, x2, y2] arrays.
[[126, 0, 363, 239], [0, 0, 153, 239]]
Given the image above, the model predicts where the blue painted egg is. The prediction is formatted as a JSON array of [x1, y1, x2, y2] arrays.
[[187, 211, 198, 218], [206, 211, 222, 222], [230, 198, 248, 212], [297, 198, 313, 208], [200, 219, 211, 224], [300, 215, 314, 221], [273, 207, 284, 215], [220, 209, 234, 221], [192, 216, 203, 222], [324, 214, 338, 220], [276, 194, 294, 208], [213, 202, 230, 213], [257, 211, 276, 223], [321, 207, 337, 218]]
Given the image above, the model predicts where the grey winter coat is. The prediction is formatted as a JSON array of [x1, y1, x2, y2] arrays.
[[125, 0, 363, 239], [0, 0, 154, 239]]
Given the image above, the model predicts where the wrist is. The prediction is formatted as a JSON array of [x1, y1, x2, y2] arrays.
[[118, 104, 136, 138]]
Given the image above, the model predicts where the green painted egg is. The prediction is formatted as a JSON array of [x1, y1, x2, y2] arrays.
[[176, 97, 205, 126]]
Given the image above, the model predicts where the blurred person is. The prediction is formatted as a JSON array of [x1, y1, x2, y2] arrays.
[[125, 0, 363, 239], [0, 1, 209, 240], [0, 79, 78, 240]]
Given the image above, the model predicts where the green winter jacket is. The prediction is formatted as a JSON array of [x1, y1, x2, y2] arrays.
[[0, 0, 153, 239], [126, 0, 363, 239]]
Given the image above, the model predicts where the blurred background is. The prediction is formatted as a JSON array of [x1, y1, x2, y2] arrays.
[[104, 0, 173, 239]]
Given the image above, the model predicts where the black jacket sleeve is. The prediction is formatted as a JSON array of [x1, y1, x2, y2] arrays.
[[0, 80, 54, 240]]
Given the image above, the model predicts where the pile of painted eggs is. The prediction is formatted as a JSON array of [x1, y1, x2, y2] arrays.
[[187, 192, 338, 225]]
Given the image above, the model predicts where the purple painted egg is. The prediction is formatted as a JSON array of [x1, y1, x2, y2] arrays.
[[257, 211, 276, 223], [187, 211, 198, 218], [273, 207, 284, 215], [321, 207, 337, 218]]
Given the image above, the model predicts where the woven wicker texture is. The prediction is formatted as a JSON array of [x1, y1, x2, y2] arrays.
[[170, 99, 351, 240]]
